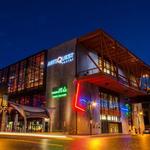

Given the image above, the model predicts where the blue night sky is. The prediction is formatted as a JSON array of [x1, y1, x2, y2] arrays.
[[0, 0, 150, 68]]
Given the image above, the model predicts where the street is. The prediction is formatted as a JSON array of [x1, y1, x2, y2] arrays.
[[0, 134, 150, 150]]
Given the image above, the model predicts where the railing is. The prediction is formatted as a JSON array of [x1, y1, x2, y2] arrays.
[[78, 67, 100, 76], [78, 68, 140, 90], [118, 74, 139, 89]]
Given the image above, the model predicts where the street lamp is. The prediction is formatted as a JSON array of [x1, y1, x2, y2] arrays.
[[91, 101, 97, 107], [87, 101, 97, 135], [0, 95, 8, 131], [138, 111, 143, 134]]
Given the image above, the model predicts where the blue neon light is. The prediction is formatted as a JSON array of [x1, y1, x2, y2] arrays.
[[47, 52, 74, 67], [80, 98, 88, 105], [121, 103, 131, 117], [121, 108, 129, 111]]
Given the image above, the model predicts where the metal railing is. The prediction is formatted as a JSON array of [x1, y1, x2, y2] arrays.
[[78, 67, 140, 90]]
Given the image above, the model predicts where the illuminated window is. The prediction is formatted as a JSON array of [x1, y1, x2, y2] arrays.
[[100, 91, 120, 122], [107, 115, 112, 121], [26, 52, 45, 88], [0, 68, 8, 84], [8, 64, 19, 93], [98, 57, 116, 77], [7, 52, 45, 93], [130, 75, 138, 88], [18, 61, 26, 91], [100, 93, 108, 109], [15, 94, 46, 107], [100, 115, 107, 120]]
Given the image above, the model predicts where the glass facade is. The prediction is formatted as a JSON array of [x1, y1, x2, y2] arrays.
[[7, 52, 45, 93], [26, 53, 45, 88], [14, 94, 46, 107], [0, 67, 9, 85], [98, 57, 117, 77], [18, 60, 26, 91], [8, 64, 19, 93], [0, 51, 46, 107], [99, 91, 121, 122]]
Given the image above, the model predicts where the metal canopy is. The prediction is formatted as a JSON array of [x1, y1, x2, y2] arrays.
[[8, 102, 55, 119]]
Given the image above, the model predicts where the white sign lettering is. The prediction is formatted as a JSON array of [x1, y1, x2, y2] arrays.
[[47, 52, 74, 67]]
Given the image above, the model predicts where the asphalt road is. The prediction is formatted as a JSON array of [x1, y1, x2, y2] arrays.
[[0, 135, 150, 150]]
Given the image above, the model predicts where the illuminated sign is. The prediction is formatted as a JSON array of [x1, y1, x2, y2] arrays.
[[121, 103, 131, 117], [51, 86, 68, 98], [47, 52, 74, 67]]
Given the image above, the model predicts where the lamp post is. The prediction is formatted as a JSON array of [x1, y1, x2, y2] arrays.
[[138, 111, 143, 134], [87, 101, 97, 135], [0, 95, 8, 131]]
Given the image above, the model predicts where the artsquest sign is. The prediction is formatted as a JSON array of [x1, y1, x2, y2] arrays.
[[51, 86, 68, 98], [47, 52, 74, 67]]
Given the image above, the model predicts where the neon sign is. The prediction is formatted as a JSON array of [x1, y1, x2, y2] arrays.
[[121, 103, 131, 117], [51, 86, 68, 98], [47, 52, 74, 67], [74, 82, 85, 112]]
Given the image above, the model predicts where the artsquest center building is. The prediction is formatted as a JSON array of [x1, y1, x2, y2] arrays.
[[0, 30, 150, 134]]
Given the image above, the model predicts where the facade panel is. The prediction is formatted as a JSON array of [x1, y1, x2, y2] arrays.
[[46, 39, 77, 133]]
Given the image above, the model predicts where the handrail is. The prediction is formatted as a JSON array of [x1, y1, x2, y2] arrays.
[[79, 67, 99, 76], [78, 68, 140, 90]]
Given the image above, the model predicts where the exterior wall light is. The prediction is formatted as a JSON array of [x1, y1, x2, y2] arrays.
[[91, 101, 97, 107], [139, 112, 143, 115], [44, 118, 49, 122]]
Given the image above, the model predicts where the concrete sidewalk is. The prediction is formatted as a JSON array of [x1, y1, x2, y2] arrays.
[[0, 131, 132, 139], [68, 133, 131, 138]]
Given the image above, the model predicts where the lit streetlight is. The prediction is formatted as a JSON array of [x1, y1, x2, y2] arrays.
[[87, 101, 97, 135], [137, 111, 143, 134]]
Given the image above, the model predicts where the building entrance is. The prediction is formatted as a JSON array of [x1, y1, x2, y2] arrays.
[[27, 119, 43, 132], [108, 123, 119, 133]]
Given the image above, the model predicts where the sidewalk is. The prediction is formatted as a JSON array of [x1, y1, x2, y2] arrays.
[[0, 131, 131, 139], [69, 133, 131, 138]]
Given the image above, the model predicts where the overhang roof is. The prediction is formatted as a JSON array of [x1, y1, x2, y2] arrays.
[[8, 102, 55, 119], [78, 72, 146, 98], [77, 29, 150, 77]]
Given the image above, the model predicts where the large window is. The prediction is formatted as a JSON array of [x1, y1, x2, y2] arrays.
[[13, 94, 46, 107], [100, 91, 120, 122], [7, 52, 45, 93], [8, 64, 19, 93], [26, 52, 45, 88], [18, 60, 26, 91], [0, 68, 8, 84], [98, 57, 117, 77]]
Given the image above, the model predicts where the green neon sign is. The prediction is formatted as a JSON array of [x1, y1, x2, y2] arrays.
[[51, 86, 68, 98]]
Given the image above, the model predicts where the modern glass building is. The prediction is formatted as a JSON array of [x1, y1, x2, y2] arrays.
[[0, 29, 150, 134], [0, 51, 49, 132]]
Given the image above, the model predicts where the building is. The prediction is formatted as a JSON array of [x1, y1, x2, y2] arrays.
[[0, 29, 150, 134], [0, 51, 52, 132]]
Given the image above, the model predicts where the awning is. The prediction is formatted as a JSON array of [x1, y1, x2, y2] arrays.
[[8, 102, 55, 119]]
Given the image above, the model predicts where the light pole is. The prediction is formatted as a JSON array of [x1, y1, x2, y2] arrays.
[[138, 111, 143, 134], [0, 96, 8, 131], [87, 101, 97, 135]]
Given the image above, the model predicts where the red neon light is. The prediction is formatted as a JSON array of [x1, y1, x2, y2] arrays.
[[74, 82, 85, 112]]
